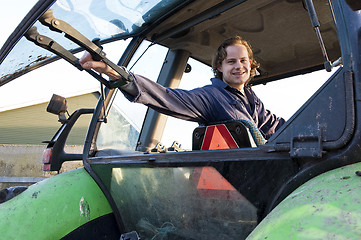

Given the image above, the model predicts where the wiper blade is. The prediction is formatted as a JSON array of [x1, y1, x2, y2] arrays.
[[24, 9, 133, 88], [25, 27, 82, 70]]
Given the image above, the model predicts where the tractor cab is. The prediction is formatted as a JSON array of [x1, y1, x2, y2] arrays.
[[0, 0, 361, 239]]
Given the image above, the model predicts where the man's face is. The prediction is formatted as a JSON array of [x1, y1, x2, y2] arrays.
[[217, 44, 251, 91]]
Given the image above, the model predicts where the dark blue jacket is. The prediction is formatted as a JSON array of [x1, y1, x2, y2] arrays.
[[125, 75, 285, 139]]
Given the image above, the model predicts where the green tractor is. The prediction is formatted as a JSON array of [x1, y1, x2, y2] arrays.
[[0, 0, 360, 239]]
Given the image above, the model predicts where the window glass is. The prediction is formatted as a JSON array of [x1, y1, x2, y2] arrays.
[[101, 165, 258, 239], [95, 91, 144, 150], [252, 70, 336, 120], [0, 0, 186, 82], [161, 58, 212, 150], [128, 41, 169, 80], [96, 41, 168, 151]]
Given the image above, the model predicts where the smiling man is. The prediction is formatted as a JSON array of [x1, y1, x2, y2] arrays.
[[213, 36, 258, 92], [218, 44, 251, 90], [80, 36, 285, 139]]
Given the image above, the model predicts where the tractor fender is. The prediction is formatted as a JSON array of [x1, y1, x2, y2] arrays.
[[0, 167, 113, 239], [247, 162, 361, 239]]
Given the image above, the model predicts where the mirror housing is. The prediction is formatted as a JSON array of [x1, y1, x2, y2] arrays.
[[43, 108, 94, 171], [47, 94, 68, 123]]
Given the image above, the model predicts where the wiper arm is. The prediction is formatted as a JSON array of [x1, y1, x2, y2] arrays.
[[39, 9, 105, 62], [25, 27, 82, 70], [24, 9, 133, 88], [25, 27, 112, 88]]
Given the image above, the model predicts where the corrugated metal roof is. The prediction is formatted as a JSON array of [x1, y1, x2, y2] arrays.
[[0, 92, 99, 145]]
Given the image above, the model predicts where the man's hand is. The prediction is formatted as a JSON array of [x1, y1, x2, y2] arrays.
[[79, 52, 121, 80], [79, 51, 137, 95]]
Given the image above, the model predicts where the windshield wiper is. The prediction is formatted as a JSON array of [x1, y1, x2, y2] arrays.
[[25, 9, 133, 88]]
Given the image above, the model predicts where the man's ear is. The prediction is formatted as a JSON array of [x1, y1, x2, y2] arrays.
[[217, 64, 223, 73]]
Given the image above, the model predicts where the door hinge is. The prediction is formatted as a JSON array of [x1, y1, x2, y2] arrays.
[[290, 125, 323, 158]]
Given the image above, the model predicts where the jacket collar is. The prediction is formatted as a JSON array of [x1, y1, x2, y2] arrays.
[[211, 77, 251, 92], [211, 77, 228, 89]]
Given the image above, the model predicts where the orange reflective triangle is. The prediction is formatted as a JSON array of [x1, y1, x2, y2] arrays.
[[196, 166, 235, 190], [201, 124, 238, 150], [193, 166, 245, 201]]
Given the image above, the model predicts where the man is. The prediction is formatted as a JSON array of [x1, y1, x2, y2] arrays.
[[80, 36, 284, 139]]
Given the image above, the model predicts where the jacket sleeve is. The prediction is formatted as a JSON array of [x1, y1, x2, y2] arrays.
[[254, 94, 285, 140], [121, 74, 212, 123]]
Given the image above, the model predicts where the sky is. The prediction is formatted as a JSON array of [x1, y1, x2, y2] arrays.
[[0, 1, 336, 149], [0, 1, 37, 46], [0, 1, 50, 110]]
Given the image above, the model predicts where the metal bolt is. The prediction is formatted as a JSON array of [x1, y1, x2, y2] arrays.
[[194, 132, 200, 139], [235, 126, 241, 134], [54, 20, 60, 26]]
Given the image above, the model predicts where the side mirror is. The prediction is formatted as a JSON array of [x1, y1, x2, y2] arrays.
[[46, 94, 68, 123]]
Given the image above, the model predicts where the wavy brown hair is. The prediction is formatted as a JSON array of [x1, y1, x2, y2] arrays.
[[212, 36, 259, 83]]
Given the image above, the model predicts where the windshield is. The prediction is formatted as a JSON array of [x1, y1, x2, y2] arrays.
[[0, 0, 185, 85]]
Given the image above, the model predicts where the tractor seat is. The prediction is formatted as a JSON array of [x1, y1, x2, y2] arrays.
[[192, 120, 266, 150]]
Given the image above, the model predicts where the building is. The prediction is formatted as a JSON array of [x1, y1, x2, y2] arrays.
[[0, 92, 100, 188]]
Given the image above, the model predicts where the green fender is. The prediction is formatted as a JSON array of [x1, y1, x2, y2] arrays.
[[247, 162, 361, 239], [0, 167, 113, 240]]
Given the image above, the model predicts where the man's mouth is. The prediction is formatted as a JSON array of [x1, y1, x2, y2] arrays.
[[232, 71, 244, 76]]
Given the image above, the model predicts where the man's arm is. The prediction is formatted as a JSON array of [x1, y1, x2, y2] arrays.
[[255, 98, 285, 140], [126, 74, 213, 123], [79, 52, 210, 122]]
